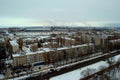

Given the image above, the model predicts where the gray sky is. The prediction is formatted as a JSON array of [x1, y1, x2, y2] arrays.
[[0, 0, 120, 26]]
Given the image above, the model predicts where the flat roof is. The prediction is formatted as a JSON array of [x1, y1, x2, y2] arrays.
[[12, 43, 93, 57]]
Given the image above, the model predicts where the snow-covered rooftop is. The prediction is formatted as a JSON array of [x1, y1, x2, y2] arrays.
[[13, 43, 93, 57], [0, 38, 4, 42], [61, 37, 75, 41], [5, 60, 13, 64], [109, 39, 120, 43], [8, 33, 14, 39], [12, 48, 51, 57], [9, 40, 19, 46]]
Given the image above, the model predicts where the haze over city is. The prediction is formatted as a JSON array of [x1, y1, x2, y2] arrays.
[[0, 0, 120, 27]]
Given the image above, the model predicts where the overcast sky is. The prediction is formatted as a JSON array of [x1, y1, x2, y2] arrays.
[[0, 0, 120, 26]]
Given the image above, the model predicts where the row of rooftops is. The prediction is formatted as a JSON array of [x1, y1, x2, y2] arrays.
[[12, 43, 93, 57], [109, 39, 120, 43], [22, 36, 75, 43], [1, 29, 120, 58], [9, 40, 19, 46], [5, 30, 119, 42], [83, 31, 115, 39]]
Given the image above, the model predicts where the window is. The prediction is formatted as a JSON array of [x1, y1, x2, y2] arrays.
[[34, 55, 37, 62], [77, 48, 79, 51], [27, 56, 30, 63]]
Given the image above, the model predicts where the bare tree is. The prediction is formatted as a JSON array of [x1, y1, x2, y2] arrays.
[[81, 68, 96, 78], [106, 57, 115, 66]]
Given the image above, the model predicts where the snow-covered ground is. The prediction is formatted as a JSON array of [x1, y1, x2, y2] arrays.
[[114, 55, 120, 62], [50, 54, 120, 80], [50, 61, 109, 80], [0, 74, 4, 80]]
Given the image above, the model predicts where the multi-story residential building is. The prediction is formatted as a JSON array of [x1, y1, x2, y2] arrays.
[[56, 37, 76, 47], [42, 42, 58, 48], [81, 32, 112, 47], [9, 40, 19, 53], [109, 39, 120, 50], [12, 48, 47, 67], [12, 43, 94, 69]]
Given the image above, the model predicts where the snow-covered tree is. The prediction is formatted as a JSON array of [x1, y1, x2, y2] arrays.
[[106, 57, 115, 66], [81, 68, 96, 77]]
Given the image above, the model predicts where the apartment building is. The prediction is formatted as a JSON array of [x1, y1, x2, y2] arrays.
[[12, 43, 94, 68], [12, 50, 45, 67], [9, 40, 19, 53], [81, 33, 110, 47]]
